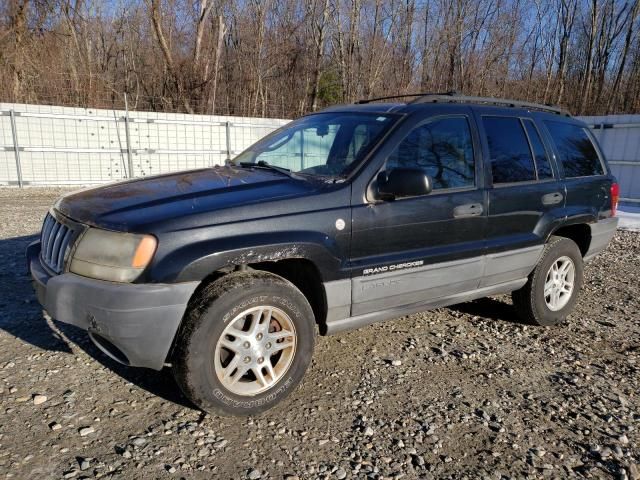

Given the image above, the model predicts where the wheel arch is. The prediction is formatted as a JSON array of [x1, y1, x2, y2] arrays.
[[548, 222, 592, 257], [165, 256, 331, 365]]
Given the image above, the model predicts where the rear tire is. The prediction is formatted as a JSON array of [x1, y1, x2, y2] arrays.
[[172, 271, 315, 416], [512, 236, 584, 326]]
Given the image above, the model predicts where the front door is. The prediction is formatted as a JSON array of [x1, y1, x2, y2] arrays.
[[350, 108, 487, 316]]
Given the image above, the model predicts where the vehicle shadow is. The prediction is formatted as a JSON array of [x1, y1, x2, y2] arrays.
[[449, 296, 529, 325], [0, 234, 195, 409]]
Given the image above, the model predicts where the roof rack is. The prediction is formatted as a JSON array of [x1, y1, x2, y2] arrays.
[[355, 91, 457, 104], [356, 91, 570, 116], [411, 93, 570, 116]]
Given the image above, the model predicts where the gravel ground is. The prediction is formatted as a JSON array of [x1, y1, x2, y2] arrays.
[[0, 187, 638, 480], [619, 208, 640, 233]]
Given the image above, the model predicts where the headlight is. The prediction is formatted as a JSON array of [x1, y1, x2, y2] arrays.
[[69, 228, 157, 282]]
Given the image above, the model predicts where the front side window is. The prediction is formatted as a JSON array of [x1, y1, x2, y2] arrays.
[[386, 117, 475, 190], [484, 116, 536, 184], [235, 113, 395, 177], [544, 121, 604, 177]]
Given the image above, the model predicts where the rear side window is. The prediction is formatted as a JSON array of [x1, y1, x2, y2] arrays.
[[544, 121, 604, 177], [522, 119, 553, 179], [386, 116, 475, 190], [483, 117, 536, 183]]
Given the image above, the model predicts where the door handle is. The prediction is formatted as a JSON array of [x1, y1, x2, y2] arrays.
[[542, 192, 563, 206], [453, 203, 483, 218]]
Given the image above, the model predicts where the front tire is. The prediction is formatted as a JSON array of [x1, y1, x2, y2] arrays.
[[173, 271, 315, 416], [512, 236, 584, 326]]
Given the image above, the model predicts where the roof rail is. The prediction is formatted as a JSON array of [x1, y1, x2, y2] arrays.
[[356, 91, 569, 116], [355, 91, 458, 104], [410, 93, 570, 116]]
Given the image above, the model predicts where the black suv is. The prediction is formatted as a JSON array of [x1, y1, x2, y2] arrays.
[[27, 94, 619, 415]]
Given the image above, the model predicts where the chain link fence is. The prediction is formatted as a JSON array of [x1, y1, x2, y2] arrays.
[[0, 103, 290, 186]]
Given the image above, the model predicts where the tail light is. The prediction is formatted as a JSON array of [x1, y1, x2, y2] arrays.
[[610, 182, 619, 217]]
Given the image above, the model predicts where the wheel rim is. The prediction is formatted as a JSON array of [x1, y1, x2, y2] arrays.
[[544, 256, 575, 312], [214, 306, 297, 396]]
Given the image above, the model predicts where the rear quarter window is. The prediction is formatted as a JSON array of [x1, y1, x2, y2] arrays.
[[544, 121, 604, 177]]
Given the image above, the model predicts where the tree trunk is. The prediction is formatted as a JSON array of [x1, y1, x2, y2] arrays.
[[10, 0, 29, 101], [310, 0, 330, 111], [607, 1, 639, 113], [149, 0, 194, 113], [209, 15, 226, 114], [556, 0, 577, 105], [579, 0, 598, 114]]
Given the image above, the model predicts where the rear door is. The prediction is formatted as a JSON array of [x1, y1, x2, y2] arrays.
[[349, 106, 487, 316], [476, 110, 563, 287], [541, 119, 612, 221]]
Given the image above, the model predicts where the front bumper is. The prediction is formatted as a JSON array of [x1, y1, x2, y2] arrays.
[[27, 241, 199, 370]]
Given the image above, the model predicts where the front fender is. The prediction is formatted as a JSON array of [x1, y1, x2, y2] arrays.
[[154, 231, 345, 283]]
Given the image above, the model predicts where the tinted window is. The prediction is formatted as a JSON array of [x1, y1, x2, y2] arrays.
[[386, 117, 475, 190], [544, 121, 604, 177], [484, 117, 536, 183], [523, 119, 553, 179]]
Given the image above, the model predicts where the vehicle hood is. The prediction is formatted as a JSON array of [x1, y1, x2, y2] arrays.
[[55, 166, 323, 231]]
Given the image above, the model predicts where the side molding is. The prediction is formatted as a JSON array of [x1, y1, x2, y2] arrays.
[[324, 278, 527, 334], [323, 279, 351, 326], [480, 245, 543, 287], [322, 245, 545, 335]]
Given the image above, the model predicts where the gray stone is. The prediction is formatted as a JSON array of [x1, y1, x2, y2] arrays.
[[78, 426, 94, 437], [248, 469, 262, 479], [599, 447, 612, 460], [131, 437, 147, 447]]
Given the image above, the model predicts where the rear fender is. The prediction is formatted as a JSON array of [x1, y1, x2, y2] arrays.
[[534, 208, 597, 243]]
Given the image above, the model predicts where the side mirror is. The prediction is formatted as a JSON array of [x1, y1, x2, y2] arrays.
[[376, 168, 432, 200]]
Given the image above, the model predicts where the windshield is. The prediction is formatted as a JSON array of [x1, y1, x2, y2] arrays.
[[234, 113, 396, 177]]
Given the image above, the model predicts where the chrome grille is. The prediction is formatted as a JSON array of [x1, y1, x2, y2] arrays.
[[40, 214, 75, 273]]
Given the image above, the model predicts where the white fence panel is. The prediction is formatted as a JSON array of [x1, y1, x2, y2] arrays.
[[0, 103, 289, 186], [580, 114, 640, 205]]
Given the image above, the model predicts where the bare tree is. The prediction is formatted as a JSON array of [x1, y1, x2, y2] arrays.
[[1, 0, 639, 116], [607, 0, 639, 112], [556, 0, 578, 105], [7, 0, 30, 100]]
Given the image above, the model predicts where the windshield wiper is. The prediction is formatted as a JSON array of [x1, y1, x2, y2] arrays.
[[238, 161, 295, 178]]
